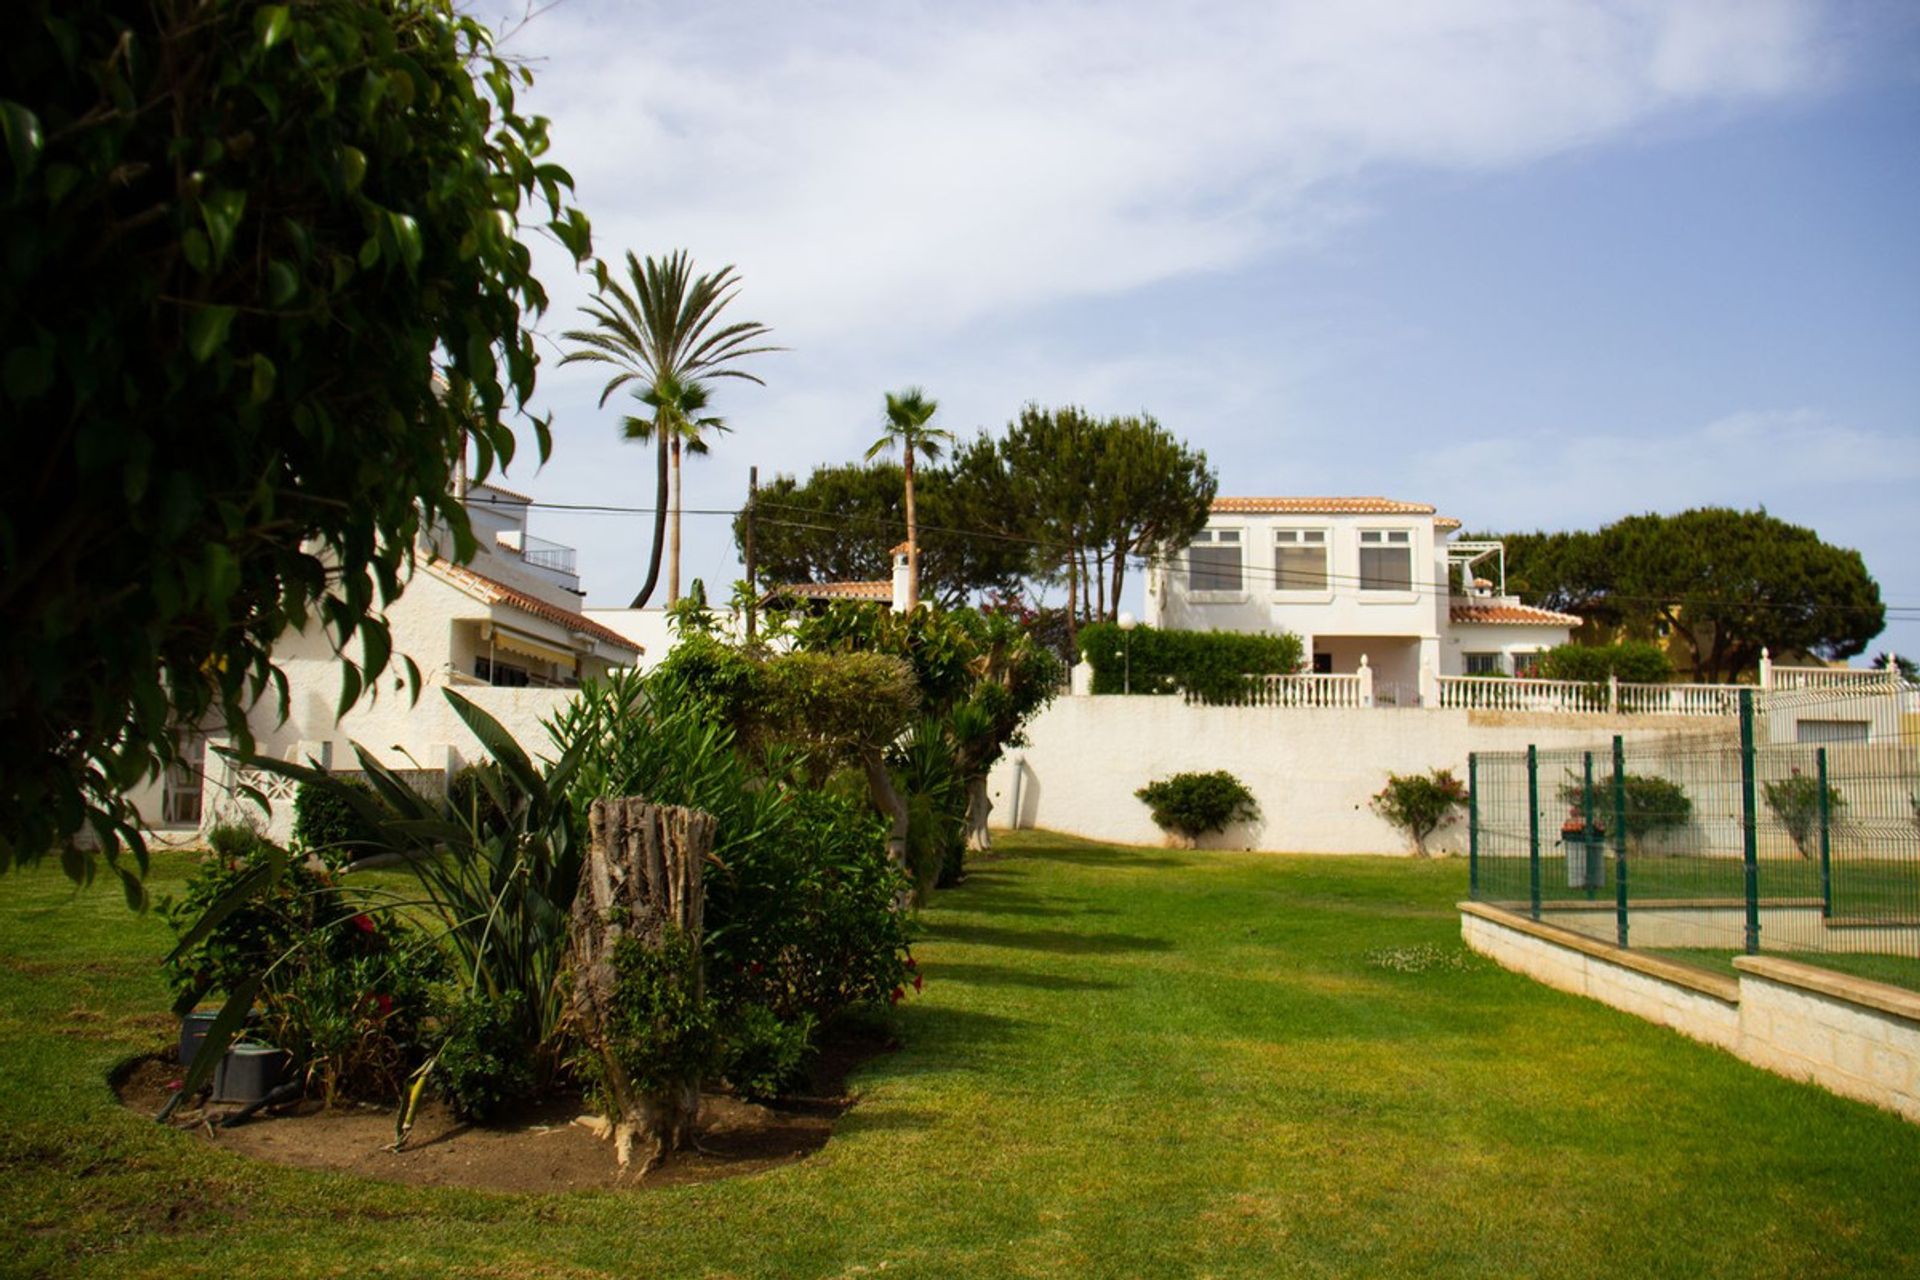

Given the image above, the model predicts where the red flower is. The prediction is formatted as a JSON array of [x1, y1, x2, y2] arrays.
[[904, 956, 917, 970], [889, 986, 905, 1005], [374, 993, 393, 1016], [913, 973, 924, 992], [351, 913, 376, 934]]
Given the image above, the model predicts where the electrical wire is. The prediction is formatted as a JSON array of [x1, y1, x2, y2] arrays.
[[499, 495, 1920, 619]]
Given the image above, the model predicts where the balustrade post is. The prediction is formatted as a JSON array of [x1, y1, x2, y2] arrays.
[[1358, 655, 1374, 708], [1608, 673, 1618, 714]]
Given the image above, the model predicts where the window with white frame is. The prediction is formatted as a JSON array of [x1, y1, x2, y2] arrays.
[[1465, 652, 1503, 676], [1273, 528, 1328, 590], [1358, 529, 1412, 592], [1186, 528, 1242, 592]]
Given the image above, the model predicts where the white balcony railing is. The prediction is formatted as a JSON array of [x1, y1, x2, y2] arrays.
[[1229, 673, 1364, 708]]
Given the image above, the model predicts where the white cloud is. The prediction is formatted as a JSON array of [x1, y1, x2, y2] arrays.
[[506, 0, 1830, 347]]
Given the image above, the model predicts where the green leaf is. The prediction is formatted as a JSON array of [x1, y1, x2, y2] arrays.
[[249, 353, 276, 404], [117, 864, 147, 912], [204, 542, 240, 608], [0, 101, 43, 189], [337, 145, 367, 193], [387, 211, 422, 272], [199, 189, 246, 266], [265, 259, 298, 307], [185, 305, 236, 363], [360, 618, 391, 679], [358, 236, 380, 269], [337, 661, 362, 720], [254, 4, 291, 51], [181, 228, 211, 274]]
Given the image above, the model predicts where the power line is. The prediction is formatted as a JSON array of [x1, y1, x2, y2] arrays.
[[506, 497, 1920, 618]]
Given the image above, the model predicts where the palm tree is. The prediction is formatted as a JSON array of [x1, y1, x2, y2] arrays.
[[631, 372, 726, 605], [865, 387, 953, 611], [561, 250, 775, 607]]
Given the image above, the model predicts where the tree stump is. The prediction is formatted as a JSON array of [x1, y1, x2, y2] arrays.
[[570, 796, 715, 1175]]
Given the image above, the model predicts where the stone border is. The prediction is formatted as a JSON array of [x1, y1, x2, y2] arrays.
[[1459, 901, 1737, 1000], [1462, 902, 1920, 1124]]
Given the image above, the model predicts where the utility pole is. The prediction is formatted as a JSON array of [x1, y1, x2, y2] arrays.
[[744, 465, 758, 643]]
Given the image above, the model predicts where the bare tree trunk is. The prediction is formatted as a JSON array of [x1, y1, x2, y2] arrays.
[[861, 749, 912, 891], [668, 436, 683, 605], [571, 797, 714, 1176], [904, 450, 919, 612], [628, 432, 669, 609], [964, 774, 992, 852], [1109, 537, 1127, 624], [1064, 547, 1079, 671]]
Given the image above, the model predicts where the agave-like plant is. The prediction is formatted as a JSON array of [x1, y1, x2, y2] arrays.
[[165, 689, 587, 1131]]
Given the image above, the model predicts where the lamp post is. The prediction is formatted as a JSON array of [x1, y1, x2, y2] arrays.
[[1118, 611, 1137, 695]]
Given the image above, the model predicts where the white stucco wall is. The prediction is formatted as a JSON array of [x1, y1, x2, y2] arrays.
[[1442, 621, 1567, 676], [988, 694, 1728, 855], [1149, 511, 1449, 643]]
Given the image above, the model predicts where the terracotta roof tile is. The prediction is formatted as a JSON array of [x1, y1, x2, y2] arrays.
[[1212, 496, 1438, 516], [770, 580, 893, 602], [1435, 516, 1463, 531], [427, 560, 642, 654], [1450, 602, 1583, 627], [468, 482, 532, 504]]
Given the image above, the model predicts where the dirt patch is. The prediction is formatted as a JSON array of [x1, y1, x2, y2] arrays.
[[114, 1026, 892, 1195]]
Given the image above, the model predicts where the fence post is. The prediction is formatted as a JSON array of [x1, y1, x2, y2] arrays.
[[1528, 744, 1541, 922], [1608, 673, 1618, 714], [1817, 746, 1832, 921], [1358, 655, 1374, 709], [1468, 752, 1479, 899], [1740, 689, 1760, 955], [1612, 735, 1627, 948], [1582, 751, 1597, 902]]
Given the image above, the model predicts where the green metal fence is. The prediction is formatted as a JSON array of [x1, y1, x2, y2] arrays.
[[1470, 692, 1920, 973]]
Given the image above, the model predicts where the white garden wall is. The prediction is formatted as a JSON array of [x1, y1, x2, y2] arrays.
[[987, 694, 1728, 855]]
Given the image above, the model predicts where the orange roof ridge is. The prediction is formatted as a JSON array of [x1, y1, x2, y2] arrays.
[[427, 559, 641, 653], [1211, 497, 1438, 515], [770, 580, 893, 601], [1449, 602, 1583, 627]]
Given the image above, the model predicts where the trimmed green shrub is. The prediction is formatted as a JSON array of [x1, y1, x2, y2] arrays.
[[291, 777, 386, 864], [722, 1006, 818, 1104], [1370, 770, 1468, 856], [1539, 642, 1674, 685], [1135, 771, 1259, 840], [1079, 623, 1303, 703], [432, 989, 538, 1123], [594, 927, 717, 1100], [1763, 769, 1846, 860]]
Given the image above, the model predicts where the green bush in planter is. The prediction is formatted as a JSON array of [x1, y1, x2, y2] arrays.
[[1555, 772, 1692, 850], [1079, 624, 1303, 702], [1135, 771, 1259, 840]]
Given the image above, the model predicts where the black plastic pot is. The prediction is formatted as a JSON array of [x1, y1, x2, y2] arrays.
[[212, 1042, 292, 1104]]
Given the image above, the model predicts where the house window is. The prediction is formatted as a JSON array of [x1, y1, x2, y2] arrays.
[[1274, 528, 1328, 590], [475, 656, 530, 687], [1512, 652, 1543, 678], [1359, 529, 1412, 592], [1311, 652, 1333, 675], [1465, 652, 1503, 676], [1187, 529, 1242, 592]]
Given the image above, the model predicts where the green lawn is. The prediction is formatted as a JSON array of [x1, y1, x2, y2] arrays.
[[1652, 948, 1920, 992], [4, 833, 1919, 1278], [1478, 851, 1920, 918]]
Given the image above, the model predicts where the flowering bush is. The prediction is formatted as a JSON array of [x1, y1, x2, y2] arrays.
[[1370, 770, 1468, 856], [1763, 768, 1846, 860]]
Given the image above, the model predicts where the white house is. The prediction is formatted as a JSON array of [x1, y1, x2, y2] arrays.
[[134, 481, 641, 839], [1146, 496, 1578, 705]]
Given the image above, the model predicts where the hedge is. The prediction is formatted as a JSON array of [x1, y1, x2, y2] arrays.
[[1538, 642, 1674, 685], [1079, 624, 1303, 702]]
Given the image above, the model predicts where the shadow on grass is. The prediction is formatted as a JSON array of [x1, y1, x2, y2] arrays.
[[920, 921, 1172, 955], [926, 960, 1124, 993], [1025, 847, 1187, 870]]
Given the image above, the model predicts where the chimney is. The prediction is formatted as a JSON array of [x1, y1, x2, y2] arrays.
[[891, 543, 911, 614]]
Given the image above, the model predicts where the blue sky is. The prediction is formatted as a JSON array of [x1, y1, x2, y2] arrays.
[[482, 0, 1920, 662]]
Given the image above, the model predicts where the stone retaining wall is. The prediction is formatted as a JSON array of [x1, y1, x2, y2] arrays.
[[1461, 902, 1920, 1123]]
